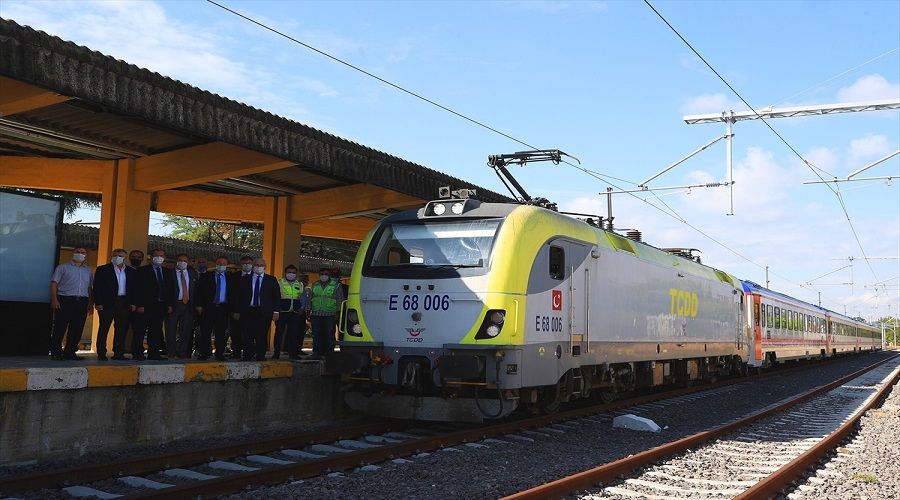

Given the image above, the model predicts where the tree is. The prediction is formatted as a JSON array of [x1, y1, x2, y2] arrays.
[[161, 215, 263, 250], [876, 316, 899, 346]]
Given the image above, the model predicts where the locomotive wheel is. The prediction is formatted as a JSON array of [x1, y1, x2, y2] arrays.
[[599, 390, 616, 404]]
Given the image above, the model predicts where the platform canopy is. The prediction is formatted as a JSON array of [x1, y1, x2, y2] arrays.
[[0, 18, 511, 253]]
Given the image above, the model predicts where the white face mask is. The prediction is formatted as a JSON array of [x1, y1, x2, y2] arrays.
[[152, 256, 165, 265], [73, 253, 86, 263], [215, 265, 227, 273], [253, 266, 265, 275], [111, 256, 125, 266], [320, 275, 330, 283], [285, 273, 297, 281], [176, 261, 188, 270], [241, 263, 252, 273]]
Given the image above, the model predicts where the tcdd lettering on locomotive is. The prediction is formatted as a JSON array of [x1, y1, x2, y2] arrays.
[[669, 288, 699, 317]]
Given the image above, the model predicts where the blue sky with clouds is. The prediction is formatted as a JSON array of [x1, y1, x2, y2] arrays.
[[2, 0, 898, 319]]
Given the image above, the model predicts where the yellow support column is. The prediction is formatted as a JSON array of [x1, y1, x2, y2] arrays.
[[93, 159, 151, 353], [262, 197, 301, 352]]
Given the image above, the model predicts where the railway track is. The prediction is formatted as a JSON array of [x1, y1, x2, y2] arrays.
[[505, 353, 900, 500], [1, 354, 890, 499]]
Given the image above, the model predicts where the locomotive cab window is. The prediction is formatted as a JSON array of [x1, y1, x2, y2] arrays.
[[549, 245, 565, 280]]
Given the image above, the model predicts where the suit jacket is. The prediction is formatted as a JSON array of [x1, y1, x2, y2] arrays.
[[196, 271, 231, 310], [93, 263, 136, 308], [171, 268, 198, 306], [236, 273, 281, 317], [133, 265, 177, 308]]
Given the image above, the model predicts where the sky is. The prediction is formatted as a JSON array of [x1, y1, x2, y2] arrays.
[[2, 0, 898, 320]]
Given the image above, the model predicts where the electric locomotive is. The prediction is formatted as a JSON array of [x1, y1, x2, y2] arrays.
[[332, 196, 749, 422]]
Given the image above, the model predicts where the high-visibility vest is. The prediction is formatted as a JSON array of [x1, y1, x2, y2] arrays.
[[279, 278, 304, 312], [311, 280, 338, 314]]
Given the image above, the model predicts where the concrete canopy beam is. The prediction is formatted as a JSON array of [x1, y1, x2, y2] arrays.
[[0, 76, 71, 116], [0, 157, 111, 193], [290, 184, 421, 222], [155, 190, 267, 223], [133, 142, 294, 192], [301, 217, 376, 241]]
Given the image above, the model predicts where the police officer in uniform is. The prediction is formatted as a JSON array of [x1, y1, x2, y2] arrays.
[[309, 267, 344, 359], [272, 264, 309, 359]]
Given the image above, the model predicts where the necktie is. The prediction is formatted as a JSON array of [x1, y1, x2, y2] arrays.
[[216, 273, 223, 303], [253, 275, 261, 307], [155, 267, 164, 301], [180, 271, 189, 304]]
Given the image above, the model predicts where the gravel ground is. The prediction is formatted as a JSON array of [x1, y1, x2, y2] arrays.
[[220, 352, 895, 500], [784, 369, 900, 500]]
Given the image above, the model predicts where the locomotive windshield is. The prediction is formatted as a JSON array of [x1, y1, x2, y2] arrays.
[[367, 218, 501, 270]]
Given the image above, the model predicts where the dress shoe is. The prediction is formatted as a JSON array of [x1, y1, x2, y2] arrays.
[[132, 355, 146, 361], [97, 355, 109, 361], [51, 354, 64, 361], [289, 354, 302, 360], [214, 355, 227, 361], [147, 355, 163, 361], [64, 355, 84, 360], [271, 353, 281, 360], [112, 355, 127, 361], [197, 355, 209, 361]]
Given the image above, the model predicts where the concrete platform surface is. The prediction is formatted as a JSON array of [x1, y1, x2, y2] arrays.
[[0, 352, 324, 392]]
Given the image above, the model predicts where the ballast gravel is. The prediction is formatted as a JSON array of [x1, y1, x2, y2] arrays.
[[221, 351, 894, 500], [784, 369, 900, 500]]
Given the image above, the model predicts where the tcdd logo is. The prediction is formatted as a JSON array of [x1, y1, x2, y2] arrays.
[[405, 328, 426, 337], [552, 290, 562, 311]]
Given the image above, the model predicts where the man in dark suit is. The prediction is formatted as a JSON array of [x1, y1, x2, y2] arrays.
[[227, 255, 253, 359], [93, 248, 136, 360], [132, 248, 176, 360], [234, 258, 281, 361], [168, 253, 197, 359], [196, 256, 231, 361]]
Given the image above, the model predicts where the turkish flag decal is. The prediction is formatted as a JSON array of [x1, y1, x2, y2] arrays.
[[552, 290, 562, 311]]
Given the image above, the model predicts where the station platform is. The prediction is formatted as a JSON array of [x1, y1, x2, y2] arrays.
[[0, 354, 350, 466]]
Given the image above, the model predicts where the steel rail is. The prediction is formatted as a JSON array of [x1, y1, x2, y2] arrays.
[[734, 361, 900, 499], [126, 357, 868, 499], [0, 354, 866, 498], [0, 421, 398, 495], [503, 353, 899, 500]]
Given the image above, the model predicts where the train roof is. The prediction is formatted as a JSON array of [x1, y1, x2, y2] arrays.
[[741, 280, 876, 328]]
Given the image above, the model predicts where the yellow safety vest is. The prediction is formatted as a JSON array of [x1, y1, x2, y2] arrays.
[[311, 280, 338, 314]]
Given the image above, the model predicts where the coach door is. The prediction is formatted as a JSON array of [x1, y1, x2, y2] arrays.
[[567, 244, 594, 358]]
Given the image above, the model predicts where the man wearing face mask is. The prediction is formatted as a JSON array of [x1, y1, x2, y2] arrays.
[[234, 258, 280, 361], [273, 264, 309, 360], [309, 267, 344, 359], [132, 248, 176, 360], [227, 255, 254, 359], [92, 248, 136, 360], [196, 256, 231, 360], [128, 249, 145, 268], [49, 247, 94, 360], [167, 253, 197, 359], [195, 256, 208, 275]]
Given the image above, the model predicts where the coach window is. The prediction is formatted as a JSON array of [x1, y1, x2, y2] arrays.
[[760, 304, 766, 327], [774, 307, 781, 330], [767, 305, 773, 327], [549, 245, 565, 280]]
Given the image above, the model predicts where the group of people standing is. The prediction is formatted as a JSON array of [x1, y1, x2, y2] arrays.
[[49, 247, 346, 362]]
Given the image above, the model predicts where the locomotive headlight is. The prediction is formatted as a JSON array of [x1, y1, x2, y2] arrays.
[[432, 203, 447, 215], [348, 309, 359, 323], [451, 202, 465, 215], [475, 309, 507, 340], [352, 324, 362, 334]]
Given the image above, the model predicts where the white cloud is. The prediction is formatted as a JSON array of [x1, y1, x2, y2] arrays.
[[0, 0, 341, 122], [837, 74, 900, 102], [848, 134, 892, 165], [680, 93, 745, 115]]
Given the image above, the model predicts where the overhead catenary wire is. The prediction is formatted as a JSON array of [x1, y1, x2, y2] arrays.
[[211, 0, 827, 301], [642, 0, 878, 280]]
